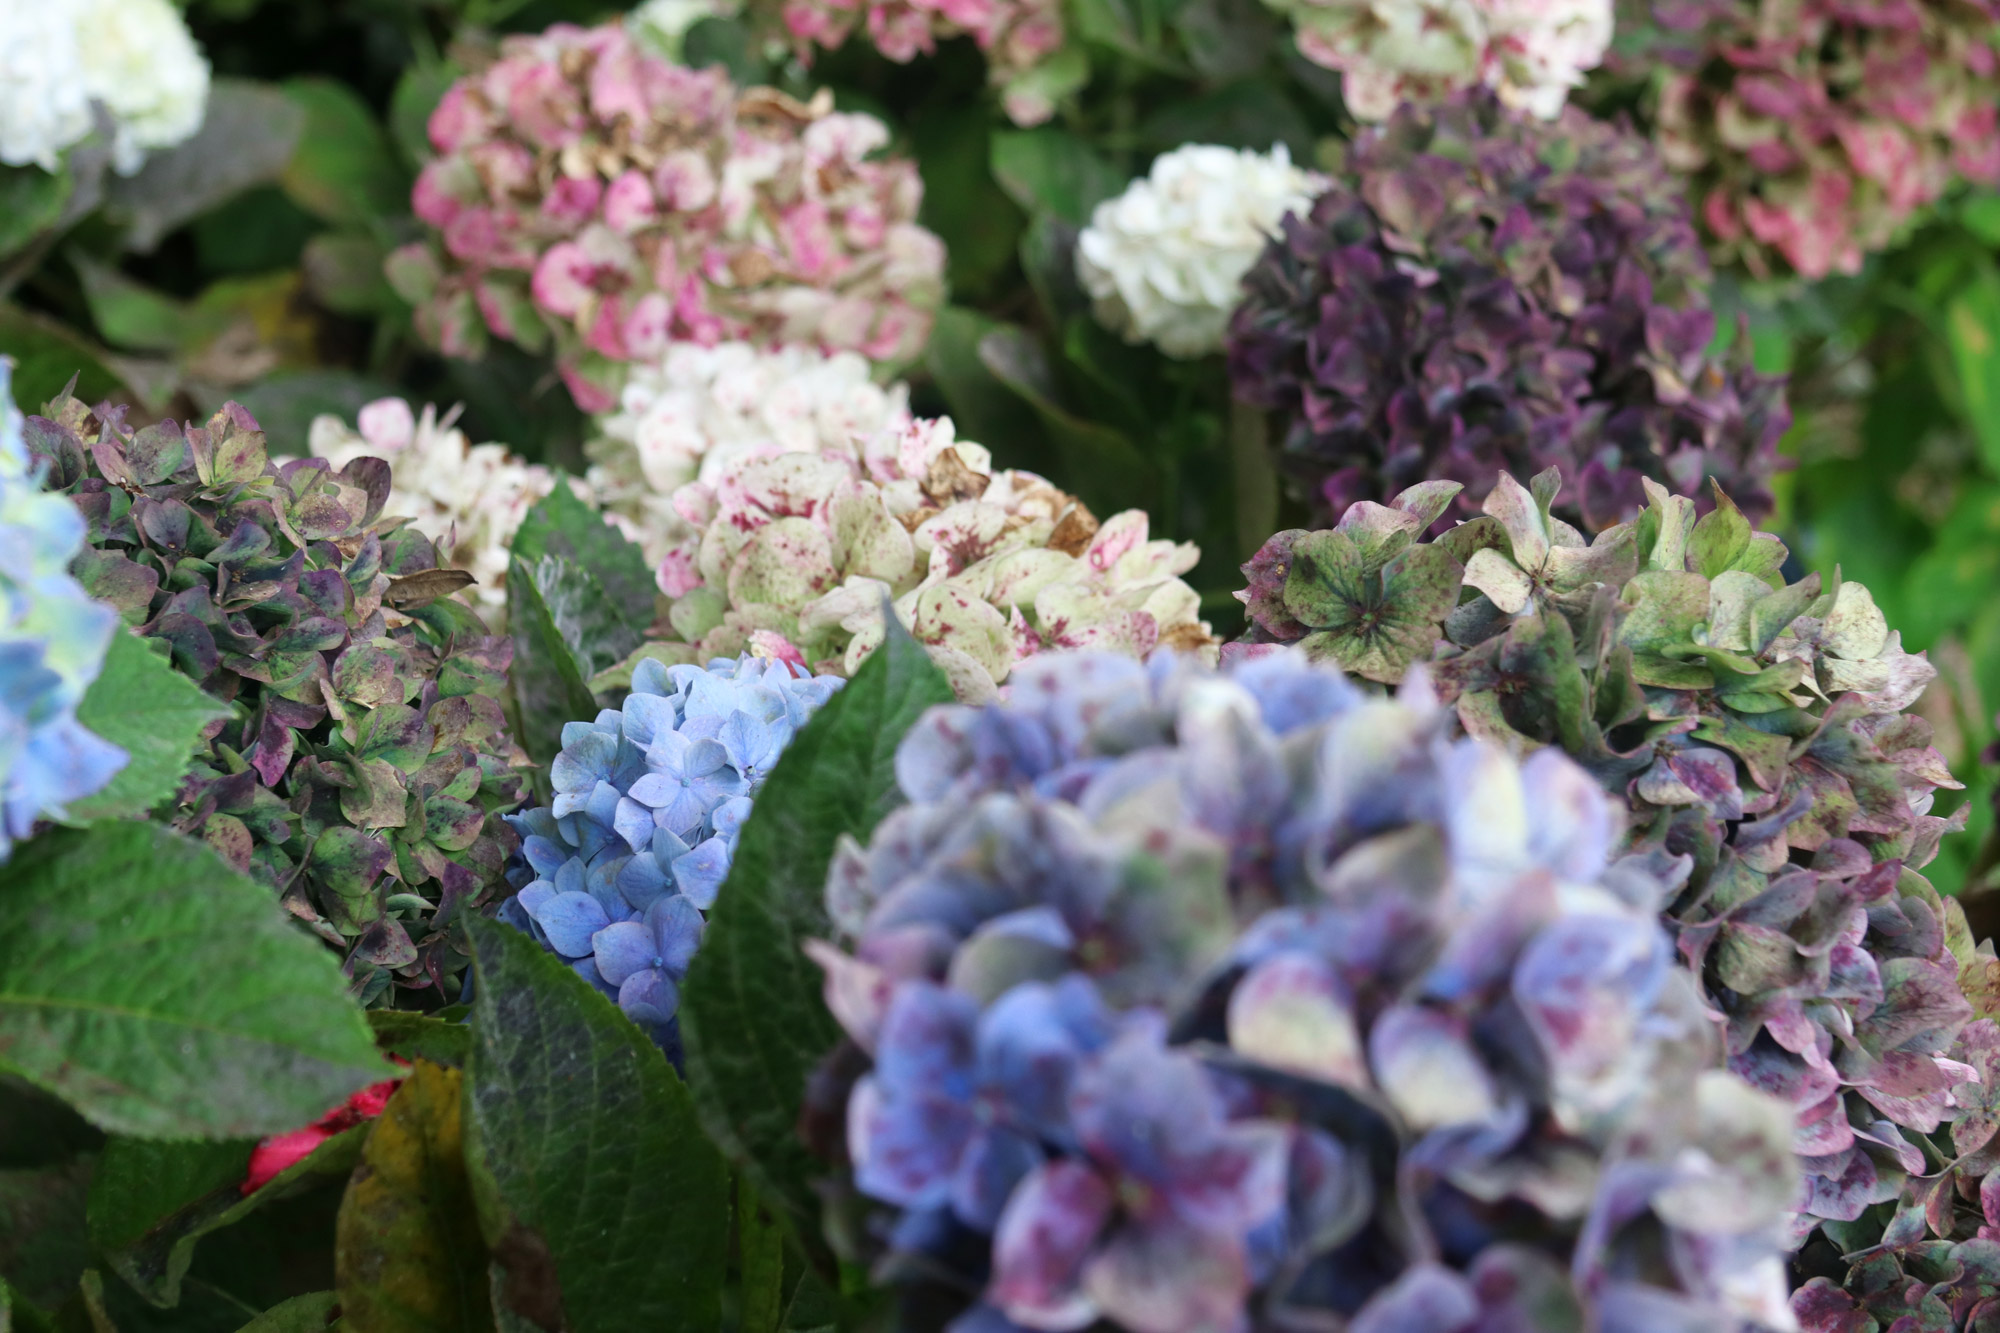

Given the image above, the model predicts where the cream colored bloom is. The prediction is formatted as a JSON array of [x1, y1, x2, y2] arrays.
[[74, 0, 210, 174], [1075, 144, 1325, 359], [587, 341, 911, 561], [309, 398, 569, 621], [0, 3, 93, 172]]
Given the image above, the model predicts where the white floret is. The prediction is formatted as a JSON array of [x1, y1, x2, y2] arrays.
[[1074, 144, 1326, 359]]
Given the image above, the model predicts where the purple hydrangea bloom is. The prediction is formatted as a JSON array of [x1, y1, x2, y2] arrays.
[[810, 649, 1801, 1333], [0, 360, 124, 859], [500, 654, 840, 1035], [1226, 90, 1789, 535]]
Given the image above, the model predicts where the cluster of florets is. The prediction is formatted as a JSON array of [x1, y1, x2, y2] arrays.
[[28, 391, 528, 1005], [586, 341, 910, 563], [391, 17, 946, 412], [1075, 144, 1326, 361], [1236, 469, 1972, 1237], [807, 649, 1798, 1332], [499, 655, 840, 1044], [646, 415, 1215, 701], [1637, 0, 2000, 279], [0, 365, 123, 860], [0, 0, 210, 175], [1227, 91, 1788, 535], [1265, 0, 1612, 120], [753, 0, 1077, 126], [309, 397, 568, 622]]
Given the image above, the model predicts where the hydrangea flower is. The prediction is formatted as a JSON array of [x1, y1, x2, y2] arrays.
[[309, 397, 572, 620], [586, 341, 911, 563], [1636, 0, 2000, 279], [0, 363, 124, 860], [1267, 0, 1612, 119], [391, 17, 945, 412], [810, 649, 1798, 1332], [499, 655, 841, 1039], [0, 0, 209, 175], [1236, 469, 1972, 1239], [1074, 144, 1326, 361], [751, 0, 1080, 126], [1227, 90, 1789, 534], [30, 389, 527, 1005], [646, 415, 1215, 701]]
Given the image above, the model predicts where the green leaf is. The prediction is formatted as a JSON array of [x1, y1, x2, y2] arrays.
[[976, 325, 1160, 519], [280, 78, 408, 228], [506, 554, 602, 768], [910, 107, 1024, 302], [302, 233, 396, 316], [988, 129, 1123, 225], [87, 1126, 362, 1307], [680, 617, 954, 1233], [924, 308, 1050, 475], [366, 1012, 474, 1069], [68, 253, 218, 356], [389, 62, 461, 169], [736, 1173, 786, 1333], [335, 1062, 489, 1333], [0, 1160, 92, 1312], [510, 483, 655, 627], [0, 304, 137, 414], [103, 80, 305, 252], [0, 822, 391, 1140], [63, 631, 230, 824], [464, 919, 730, 1333], [1139, 79, 1313, 157], [232, 1293, 338, 1333], [1947, 269, 2000, 473], [0, 167, 70, 260]]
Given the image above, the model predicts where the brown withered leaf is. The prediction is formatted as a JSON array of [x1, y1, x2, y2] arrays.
[[1046, 505, 1100, 557], [384, 568, 477, 610]]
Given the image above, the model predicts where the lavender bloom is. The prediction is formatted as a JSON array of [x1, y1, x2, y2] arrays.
[[810, 648, 1799, 1333], [1226, 90, 1788, 535], [501, 654, 840, 1035]]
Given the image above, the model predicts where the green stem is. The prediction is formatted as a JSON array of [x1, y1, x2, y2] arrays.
[[1230, 397, 1278, 561]]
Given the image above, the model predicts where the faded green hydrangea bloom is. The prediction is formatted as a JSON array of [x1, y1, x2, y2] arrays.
[[1237, 469, 1970, 1239]]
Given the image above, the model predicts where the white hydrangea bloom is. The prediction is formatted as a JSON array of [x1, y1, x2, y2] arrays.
[[1075, 144, 1326, 360], [308, 399, 566, 621], [586, 340, 911, 561], [1270, 0, 1611, 121], [0, 0, 208, 176], [0, 3, 93, 172], [75, 0, 211, 174]]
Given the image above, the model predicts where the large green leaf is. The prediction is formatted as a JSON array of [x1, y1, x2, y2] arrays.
[[0, 166, 70, 261], [509, 483, 655, 629], [977, 324, 1160, 518], [0, 822, 391, 1139], [924, 308, 1051, 477], [280, 78, 408, 228], [335, 1062, 489, 1333], [0, 304, 133, 414], [103, 80, 305, 252], [64, 631, 230, 824], [680, 617, 953, 1233], [464, 919, 730, 1333], [0, 1160, 91, 1312], [1948, 267, 2000, 473], [505, 554, 602, 768], [231, 1293, 339, 1333], [989, 128, 1122, 226]]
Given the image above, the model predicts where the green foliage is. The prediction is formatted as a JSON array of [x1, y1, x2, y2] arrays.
[[64, 631, 230, 825], [464, 919, 730, 1333], [680, 617, 954, 1234], [0, 823, 390, 1139]]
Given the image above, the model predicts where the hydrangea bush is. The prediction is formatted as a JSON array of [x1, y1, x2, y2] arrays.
[[586, 341, 910, 563], [309, 397, 569, 620], [749, 0, 1079, 126], [0, 364, 124, 859], [647, 415, 1215, 700], [0, 0, 209, 175], [1075, 144, 1325, 360], [1237, 469, 1972, 1236], [27, 390, 528, 1004], [391, 17, 946, 412], [1227, 91, 1789, 534], [806, 649, 1798, 1331], [1269, 0, 1613, 119], [1635, 0, 2000, 279], [499, 655, 840, 1045]]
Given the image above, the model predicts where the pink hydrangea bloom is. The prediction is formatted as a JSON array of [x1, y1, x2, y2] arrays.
[[756, 0, 1081, 126], [1638, 0, 2000, 277], [390, 18, 946, 408]]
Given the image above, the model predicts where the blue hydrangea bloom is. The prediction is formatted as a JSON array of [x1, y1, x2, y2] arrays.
[[813, 649, 1803, 1333], [0, 361, 123, 859], [499, 654, 841, 1037]]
